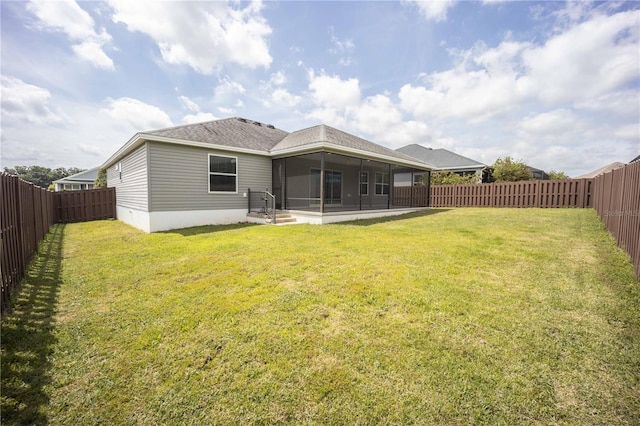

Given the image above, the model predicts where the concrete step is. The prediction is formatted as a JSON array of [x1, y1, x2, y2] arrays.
[[267, 214, 297, 224]]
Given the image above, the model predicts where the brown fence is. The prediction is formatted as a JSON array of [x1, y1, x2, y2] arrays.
[[56, 187, 116, 223], [1, 173, 116, 313], [1, 174, 55, 311], [430, 179, 593, 208], [592, 161, 640, 278], [393, 186, 429, 207]]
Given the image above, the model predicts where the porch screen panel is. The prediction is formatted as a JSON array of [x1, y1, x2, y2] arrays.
[[283, 152, 322, 212]]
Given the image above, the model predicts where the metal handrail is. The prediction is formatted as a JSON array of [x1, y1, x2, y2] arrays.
[[264, 190, 276, 224], [248, 188, 277, 224]]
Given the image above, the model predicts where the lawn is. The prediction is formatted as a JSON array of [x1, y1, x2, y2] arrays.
[[2, 208, 639, 425]]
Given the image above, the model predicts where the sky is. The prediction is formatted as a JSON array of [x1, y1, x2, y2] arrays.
[[1, 0, 639, 177]]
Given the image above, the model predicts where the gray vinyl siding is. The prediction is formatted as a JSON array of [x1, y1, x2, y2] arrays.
[[147, 141, 272, 211], [106, 143, 149, 211]]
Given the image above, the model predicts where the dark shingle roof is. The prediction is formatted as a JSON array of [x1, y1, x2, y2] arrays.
[[272, 125, 424, 164], [105, 118, 433, 169], [396, 144, 485, 169], [145, 117, 289, 151]]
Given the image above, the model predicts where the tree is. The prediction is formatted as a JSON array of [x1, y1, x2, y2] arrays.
[[548, 170, 569, 180], [3, 165, 86, 188], [430, 170, 478, 185], [94, 168, 107, 188], [491, 157, 531, 182]]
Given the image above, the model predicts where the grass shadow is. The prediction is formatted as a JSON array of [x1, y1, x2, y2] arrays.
[[336, 208, 451, 226], [1, 224, 65, 425], [160, 222, 259, 237]]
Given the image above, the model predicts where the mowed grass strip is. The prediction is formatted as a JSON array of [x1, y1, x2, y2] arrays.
[[1, 208, 639, 425]]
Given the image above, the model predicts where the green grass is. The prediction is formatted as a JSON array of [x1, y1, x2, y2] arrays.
[[2, 208, 639, 425]]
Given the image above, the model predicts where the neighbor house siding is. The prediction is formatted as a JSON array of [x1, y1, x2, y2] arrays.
[[107, 143, 149, 211], [147, 142, 272, 211]]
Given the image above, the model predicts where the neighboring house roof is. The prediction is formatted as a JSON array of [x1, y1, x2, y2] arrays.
[[629, 154, 640, 164], [53, 167, 99, 184], [574, 162, 626, 179], [395, 144, 486, 170], [103, 118, 433, 171]]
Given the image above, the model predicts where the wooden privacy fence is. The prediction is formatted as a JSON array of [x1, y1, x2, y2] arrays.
[[592, 161, 640, 278], [1, 173, 116, 312], [430, 179, 593, 208], [393, 186, 429, 207], [56, 187, 116, 223]]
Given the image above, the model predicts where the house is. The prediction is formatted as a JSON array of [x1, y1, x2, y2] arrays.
[[102, 117, 434, 232], [574, 162, 626, 179], [396, 144, 487, 183], [527, 166, 550, 180], [53, 167, 99, 191]]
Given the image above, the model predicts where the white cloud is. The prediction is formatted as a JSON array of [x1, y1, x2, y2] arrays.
[[178, 95, 217, 123], [78, 144, 102, 157], [575, 90, 640, 117], [269, 71, 287, 86], [306, 72, 430, 148], [404, 0, 456, 22], [214, 77, 246, 98], [0, 75, 66, 124], [101, 97, 173, 131], [271, 88, 302, 107], [182, 112, 218, 124], [518, 109, 582, 136], [399, 9, 640, 122], [27, 0, 114, 70], [109, 0, 272, 73], [217, 106, 236, 115], [613, 123, 640, 141], [212, 77, 246, 113], [179, 95, 200, 113], [72, 40, 115, 70], [518, 10, 640, 105], [308, 71, 361, 110], [328, 26, 355, 66]]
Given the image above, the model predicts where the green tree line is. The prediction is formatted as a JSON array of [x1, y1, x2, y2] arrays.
[[3, 165, 86, 189]]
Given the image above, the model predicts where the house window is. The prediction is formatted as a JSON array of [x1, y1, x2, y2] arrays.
[[360, 171, 369, 196], [209, 154, 238, 193], [375, 172, 389, 195]]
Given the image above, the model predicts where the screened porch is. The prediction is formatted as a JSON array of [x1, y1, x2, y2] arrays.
[[271, 151, 430, 213]]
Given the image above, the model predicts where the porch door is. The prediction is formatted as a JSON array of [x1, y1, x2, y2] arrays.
[[324, 171, 342, 205], [310, 169, 342, 205]]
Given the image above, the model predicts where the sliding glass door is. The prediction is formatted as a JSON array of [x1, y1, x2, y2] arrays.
[[310, 169, 342, 205]]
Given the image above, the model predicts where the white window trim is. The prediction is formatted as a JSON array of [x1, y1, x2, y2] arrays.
[[359, 171, 369, 196], [374, 172, 389, 196], [208, 153, 238, 194]]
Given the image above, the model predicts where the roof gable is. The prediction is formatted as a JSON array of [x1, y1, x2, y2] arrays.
[[272, 125, 425, 165], [396, 144, 486, 169]]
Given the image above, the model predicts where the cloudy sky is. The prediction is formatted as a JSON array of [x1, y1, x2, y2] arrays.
[[1, 0, 638, 177]]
